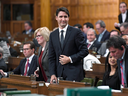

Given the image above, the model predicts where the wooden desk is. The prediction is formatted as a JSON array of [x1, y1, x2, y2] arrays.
[[85, 64, 105, 80], [113, 93, 128, 96], [48, 80, 90, 95], [0, 75, 48, 95]]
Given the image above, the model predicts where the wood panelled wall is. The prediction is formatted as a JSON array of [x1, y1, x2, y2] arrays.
[[50, 0, 120, 33]]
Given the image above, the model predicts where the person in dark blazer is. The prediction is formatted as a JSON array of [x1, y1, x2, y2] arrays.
[[98, 30, 120, 57], [49, 7, 89, 83], [22, 21, 35, 34], [114, 2, 128, 31], [102, 53, 120, 90], [0, 47, 7, 72], [0, 41, 38, 77], [106, 36, 128, 88], [95, 20, 110, 43], [86, 28, 101, 53], [34, 27, 50, 82]]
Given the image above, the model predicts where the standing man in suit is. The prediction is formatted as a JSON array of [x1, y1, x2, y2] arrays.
[[106, 36, 128, 88], [114, 2, 128, 31], [0, 41, 38, 77], [49, 7, 88, 83], [95, 20, 110, 43], [22, 21, 35, 34], [86, 28, 101, 53]]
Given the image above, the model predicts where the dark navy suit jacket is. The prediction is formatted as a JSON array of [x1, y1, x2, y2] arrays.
[[49, 25, 89, 82], [97, 30, 110, 43], [11, 55, 38, 76]]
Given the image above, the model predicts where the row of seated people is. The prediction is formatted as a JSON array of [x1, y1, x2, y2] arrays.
[[0, 5, 128, 91]]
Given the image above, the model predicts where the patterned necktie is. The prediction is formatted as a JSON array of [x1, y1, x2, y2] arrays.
[[98, 34, 102, 42], [60, 30, 64, 48], [87, 43, 91, 48], [120, 59, 124, 87], [24, 59, 29, 76]]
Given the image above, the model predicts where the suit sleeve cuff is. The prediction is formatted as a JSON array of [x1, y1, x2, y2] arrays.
[[69, 56, 73, 63]]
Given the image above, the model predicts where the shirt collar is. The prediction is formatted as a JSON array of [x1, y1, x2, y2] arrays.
[[59, 24, 68, 33], [121, 49, 125, 60], [87, 38, 96, 45], [101, 29, 106, 35], [26, 54, 35, 63]]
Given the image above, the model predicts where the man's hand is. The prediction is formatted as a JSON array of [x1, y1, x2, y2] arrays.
[[0, 70, 5, 76], [114, 22, 119, 27], [50, 75, 57, 84], [59, 55, 71, 65]]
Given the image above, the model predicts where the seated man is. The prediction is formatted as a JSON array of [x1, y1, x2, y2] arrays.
[[22, 21, 34, 35], [0, 47, 7, 72], [86, 28, 101, 53], [0, 41, 38, 77]]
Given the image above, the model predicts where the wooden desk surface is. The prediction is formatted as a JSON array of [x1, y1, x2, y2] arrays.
[[0, 78, 48, 95]]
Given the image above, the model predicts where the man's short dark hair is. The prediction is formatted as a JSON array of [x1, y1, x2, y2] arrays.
[[73, 24, 82, 29], [83, 22, 94, 29], [25, 21, 32, 27], [110, 30, 120, 35], [106, 35, 126, 50], [23, 41, 35, 50], [120, 2, 127, 7], [56, 7, 70, 17]]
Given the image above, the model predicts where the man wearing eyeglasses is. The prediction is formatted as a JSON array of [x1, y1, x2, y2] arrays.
[[0, 41, 38, 77], [114, 2, 128, 31]]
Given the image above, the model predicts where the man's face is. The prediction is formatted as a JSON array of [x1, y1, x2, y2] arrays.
[[24, 23, 31, 31], [96, 24, 104, 34], [122, 35, 128, 45], [109, 47, 124, 59], [56, 11, 69, 29], [120, 3, 127, 14], [83, 25, 89, 34], [120, 26, 128, 34], [110, 31, 118, 37], [23, 44, 34, 58], [87, 30, 96, 42]]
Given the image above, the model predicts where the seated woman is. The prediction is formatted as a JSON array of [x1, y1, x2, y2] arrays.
[[102, 53, 120, 90]]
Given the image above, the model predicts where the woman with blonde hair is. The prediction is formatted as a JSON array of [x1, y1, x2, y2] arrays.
[[34, 27, 50, 82]]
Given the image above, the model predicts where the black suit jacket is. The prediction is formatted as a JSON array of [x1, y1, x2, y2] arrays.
[[37, 42, 50, 82], [0, 58, 7, 71], [22, 29, 35, 34], [88, 40, 101, 53], [117, 47, 128, 87], [49, 25, 89, 82], [11, 55, 38, 76], [9, 47, 18, 57], [116, 10, 128, 30], [97, 30, 110, 43]]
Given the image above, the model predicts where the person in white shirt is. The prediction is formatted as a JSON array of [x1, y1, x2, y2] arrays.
[[86, 28, 101, 53]]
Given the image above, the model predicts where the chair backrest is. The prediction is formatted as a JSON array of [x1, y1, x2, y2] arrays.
[[81, 78, 94, 86]]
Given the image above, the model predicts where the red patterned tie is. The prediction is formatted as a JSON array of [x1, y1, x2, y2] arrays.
[[24, 59, 29, 76], [87, 43, 91, 48], [120, 59, 124, 87]]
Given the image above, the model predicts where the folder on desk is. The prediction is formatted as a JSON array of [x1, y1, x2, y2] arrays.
[[0, 88, 17, 92], [64, 87, 111, 96]]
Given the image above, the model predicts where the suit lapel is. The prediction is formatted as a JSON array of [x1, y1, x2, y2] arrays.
[[42, 42, 48, 59], [27, 55, 35, 75], [62, 26, 72, 51]]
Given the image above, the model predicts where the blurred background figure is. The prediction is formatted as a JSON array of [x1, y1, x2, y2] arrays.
[[34, 27, 50, 82], [0, 47, 7, 72], [114, 2, 128, 31], [102, 53, 120, 90], [121, 34, 128, 46], [22, 21, 35, 35]]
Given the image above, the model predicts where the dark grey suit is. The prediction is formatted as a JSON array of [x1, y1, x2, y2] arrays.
[[37, 42, 50, 82]]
